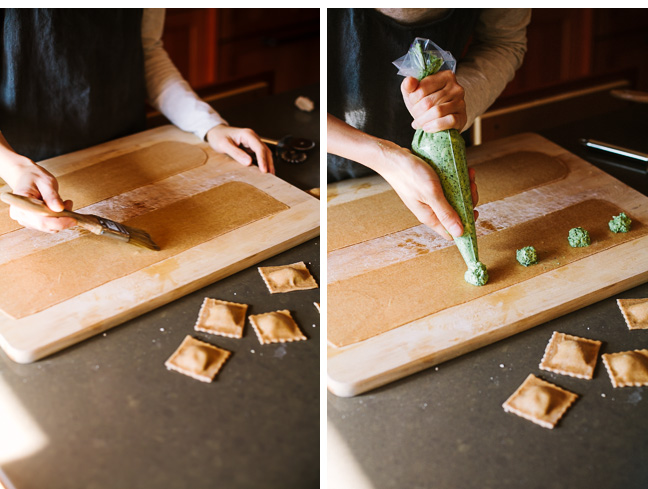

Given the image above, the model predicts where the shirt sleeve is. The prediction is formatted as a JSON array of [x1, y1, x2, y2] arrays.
[[456, 8, 532, 131], [141, 8, 227, 141]]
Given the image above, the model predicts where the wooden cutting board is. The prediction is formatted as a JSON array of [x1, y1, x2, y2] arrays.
[[0, 125, 319, 363], [327, 132, 648, 397]]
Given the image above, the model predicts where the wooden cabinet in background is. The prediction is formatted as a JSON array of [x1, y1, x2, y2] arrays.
[[161, 8, 319, 94], [498, 8, 648, 101]]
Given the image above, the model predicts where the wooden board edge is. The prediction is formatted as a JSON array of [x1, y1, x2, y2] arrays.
[[0, 205, 320, 363], [327, 234, 648, 397]]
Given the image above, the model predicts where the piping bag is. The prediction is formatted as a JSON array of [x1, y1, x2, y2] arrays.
[[394, 38, 488, 286]]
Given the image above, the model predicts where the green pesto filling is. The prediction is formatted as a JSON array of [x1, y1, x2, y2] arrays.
[[516, 246, 538, 266], [568, 227, 591, 247], [464, 261, 489, 286], [609, 212, 632, 233]]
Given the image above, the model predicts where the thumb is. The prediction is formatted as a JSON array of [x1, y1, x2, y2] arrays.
[[428, 197, 464, 238], [401, 76, 419, 95]]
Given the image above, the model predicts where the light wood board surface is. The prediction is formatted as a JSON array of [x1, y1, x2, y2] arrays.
[[0, 125, 319, 363], [327, 133, 648, 397]]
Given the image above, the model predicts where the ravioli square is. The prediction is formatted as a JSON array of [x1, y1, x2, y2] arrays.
[[539, 331, 602, 379], [165, 335, 231, 383], [194, 298, 248, 338], [258, 261, 318, 293], [601, 349, 648, 387], [248, 310, 307, 345], [617, 298, 648, 330], [502, 374, 578, 429]]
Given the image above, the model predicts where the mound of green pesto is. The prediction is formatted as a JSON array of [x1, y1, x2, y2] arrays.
[[609, 212, 631, 233], [568, 227, 591, 247], [464, 261, 489, 286], [516, 246, 538, 266], [407, 42, 487, 286]]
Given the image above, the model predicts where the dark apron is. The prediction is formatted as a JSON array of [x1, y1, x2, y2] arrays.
[[0, 8, 146, 162], [327, 8, 479, 182]]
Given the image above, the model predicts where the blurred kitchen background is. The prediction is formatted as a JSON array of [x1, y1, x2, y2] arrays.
[[148, 8, 319, 124], [470, 8, 648, 145]]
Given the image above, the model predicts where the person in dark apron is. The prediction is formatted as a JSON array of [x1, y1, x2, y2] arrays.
[[327, 8, 528, 239], [0, 9, 273, 233]]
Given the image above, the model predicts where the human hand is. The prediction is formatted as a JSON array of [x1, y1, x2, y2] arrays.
[[401, 70, 467, 133], [1, 154, 75, 233], [206, 125, 274, 174], [378, 142, 478, 240]]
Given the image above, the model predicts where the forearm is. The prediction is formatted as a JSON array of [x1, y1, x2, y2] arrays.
[[327, 113, 404, 176], [142, 8, 226, 140], [0, 132, 33, 187]]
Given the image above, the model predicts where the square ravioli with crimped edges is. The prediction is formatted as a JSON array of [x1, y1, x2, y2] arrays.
[[602, 349, 648, 388], [165, 335, 231, 383], [194, 298, 248, 338], [539, 331, 602, 379], [502, 374, 578, 429], [617, 298, 648, 330], [257, 261, 318, 294], [248, 309, 307, 345]]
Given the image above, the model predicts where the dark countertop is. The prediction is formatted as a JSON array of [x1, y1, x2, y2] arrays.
[[0, 85, 320, 489], [327, 104, 648, 489]]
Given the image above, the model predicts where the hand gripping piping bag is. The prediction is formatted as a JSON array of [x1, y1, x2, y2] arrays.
[[393, 38, 488, 286]]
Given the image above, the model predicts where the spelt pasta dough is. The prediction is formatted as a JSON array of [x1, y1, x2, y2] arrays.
[[617, 298, 648, 330], [502, 374, 578, 429], [0, 141, 207, 236], [258, 261, 318, 293], [248, 310, 306, 345], [0, 181, 288, 319], [328, 199, 647, 348], [602, 350, 648, 388], [539, 331, 602, 380], [165, 335, 231, 383], [327, 151, 568, 252], [194, 298, 248, 339]]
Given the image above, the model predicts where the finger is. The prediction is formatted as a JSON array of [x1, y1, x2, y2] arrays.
[[407, 74, 447, 107], [10, 207, 76, 233], [245, 137, 271, 173], [420, 111, 465, 133], [400, 76, 419, 96], [423, 188, 464, 238], [223, 139, 253, 166], [414, 99, 465, 131], [474, 209, 479, 221], [35, 178, 65, 212], [264, 144, 275, 175], [400, 77, 420, 115], [407, 200, 453, 241]]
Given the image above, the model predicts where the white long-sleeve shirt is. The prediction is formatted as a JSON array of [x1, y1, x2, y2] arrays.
[[141, 8, 226, 141]]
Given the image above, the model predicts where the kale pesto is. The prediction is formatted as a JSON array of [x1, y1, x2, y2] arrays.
[[609, 212, 632, 233], [568, 227, 591, 248], [516, 246, 538, 266]]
